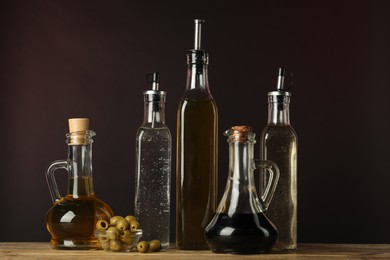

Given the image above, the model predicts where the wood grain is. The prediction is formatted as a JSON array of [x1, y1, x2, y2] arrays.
[[1, 243, 390, 259]]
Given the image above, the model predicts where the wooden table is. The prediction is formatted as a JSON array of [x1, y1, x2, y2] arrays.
[[1, 243, 390, 259]]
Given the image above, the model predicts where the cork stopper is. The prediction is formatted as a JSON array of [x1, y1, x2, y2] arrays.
[[68, 118, 89, 133], [67, 118, 94, 145], [224, 126, 255, 143]]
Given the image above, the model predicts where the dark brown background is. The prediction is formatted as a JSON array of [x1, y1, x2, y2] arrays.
[[1, 0, 389, 243]]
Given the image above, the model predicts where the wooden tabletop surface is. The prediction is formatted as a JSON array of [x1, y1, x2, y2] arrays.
[[1, 243, 390, 259]]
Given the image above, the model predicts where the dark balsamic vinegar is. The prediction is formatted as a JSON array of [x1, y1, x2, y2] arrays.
[[205, 213, 278, 254], [203, 125, 280, 254]]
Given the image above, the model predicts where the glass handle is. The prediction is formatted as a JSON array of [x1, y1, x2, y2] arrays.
[[45, 160, 68, 202], [253, 159, 280, 211]]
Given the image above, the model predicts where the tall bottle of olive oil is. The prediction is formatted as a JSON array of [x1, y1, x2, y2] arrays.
[[176, 19, 218, 250]]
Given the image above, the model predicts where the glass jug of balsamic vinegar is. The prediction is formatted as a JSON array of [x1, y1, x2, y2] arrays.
[[204, 126, 280, 254], [45, 118, 114, 249]]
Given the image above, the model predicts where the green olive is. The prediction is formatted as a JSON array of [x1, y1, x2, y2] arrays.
[[125, 215, 137, 223], [110, 216, 124, 226], [96, 219, 109, 230], [121, 237, 134, 245], [130, 220, 140, 231], [120, 231, 134, 245], [149, 240, 162, 252], [137, 241, 150, 253], [121, 230, 131, 236], [116, 218, 130, 231], [106, 226, 119, 240], [110, 239, 123, 252]]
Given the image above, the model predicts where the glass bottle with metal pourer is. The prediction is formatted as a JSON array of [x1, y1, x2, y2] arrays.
[[205, 126, 280, 254], [176, 19, 218, 250], [260, 68, 298, 250], [135, 72, 172, 249], [45, 118, 114, 249]]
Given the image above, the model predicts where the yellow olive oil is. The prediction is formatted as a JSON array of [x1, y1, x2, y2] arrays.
[[45, 119, 114, 250], [46, 177, 114, 249]]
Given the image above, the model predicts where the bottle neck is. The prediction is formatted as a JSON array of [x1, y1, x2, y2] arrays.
[[229, 142, 255, 187], [218, 140, 262, 215], [184, 50, 212, 99], [67, 143, 94, 198], [143, 101, 165, 126], [186, 63, 209, 91], [268, 96, 291, 125]]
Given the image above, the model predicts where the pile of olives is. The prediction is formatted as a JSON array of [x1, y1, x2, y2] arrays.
[[96, 215, 161, 253], [137, 240, 162, 253]]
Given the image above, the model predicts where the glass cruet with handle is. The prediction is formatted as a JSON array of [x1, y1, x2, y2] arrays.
[[45, 118, 114, 249], [205, 126, 280, 254]]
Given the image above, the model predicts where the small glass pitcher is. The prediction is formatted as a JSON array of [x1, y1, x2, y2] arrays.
[[204, 126, 280, 254], [45, 118, 113, 249]]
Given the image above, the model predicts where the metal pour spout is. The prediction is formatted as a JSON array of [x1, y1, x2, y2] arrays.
[[145, 72, 160, 90], [194, 19, 205, 50], [277, 67, 286, 91]]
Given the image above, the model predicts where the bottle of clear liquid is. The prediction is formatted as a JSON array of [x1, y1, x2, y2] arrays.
[[176, 19, 218, 250], [45, 118, 114, 249], [135, 72, 172, 249], [260, 68, 298, 250]]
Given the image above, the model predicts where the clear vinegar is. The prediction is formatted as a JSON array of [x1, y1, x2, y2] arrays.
[[135, 126, 171, 248]]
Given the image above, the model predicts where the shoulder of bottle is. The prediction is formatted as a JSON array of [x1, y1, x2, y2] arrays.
[[262, 124, 297, 134], [179, 97, 217, 106], [138, 125, 171, 131]]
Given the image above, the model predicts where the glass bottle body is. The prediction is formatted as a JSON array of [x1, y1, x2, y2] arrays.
[[176, 51, 218, 250], [260, 98, 297, 250], [135, 125, 171, 248], [205, 126, 279, 254], [135, 96, 172, 249], [46, 132, 114, 250], [46, 191, 113, 249], [205, 212, 277, 254]]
